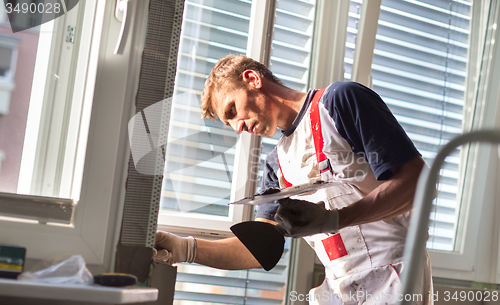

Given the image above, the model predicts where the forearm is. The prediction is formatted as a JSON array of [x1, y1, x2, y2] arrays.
[[194, 237, 262, 270], [338, 156, 425, 229]]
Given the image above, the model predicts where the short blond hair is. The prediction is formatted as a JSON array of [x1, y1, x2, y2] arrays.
[[200, 54, 284, 119]]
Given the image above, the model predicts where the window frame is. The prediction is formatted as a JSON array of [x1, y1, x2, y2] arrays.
[[307, 0, 500, 285], [333, 0, 500, 282], [0, 37, 18, 115], [17, 2, 85, 198], [157, 0, 500, 285], [309, 0, 349, 88], [0, 0, 150, 273], [428, 0, 500, 282], [0, 39, 18, 81], [0, 4, 7, 25], [157, 0, 276, 235], [146, 0, 500, 288]]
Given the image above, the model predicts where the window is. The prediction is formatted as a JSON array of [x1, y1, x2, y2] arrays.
[[375, 0, 471, 252], [0, 4, 20, 124], [157, 0, 498, 297], [156, 0, 317, 303], [344, 0, 472, 251], [0, 45, 14, 78], [258, 0, 317, 194], [0, 0, 149, 272], [343, 0, 361, 81], [158, 0, 317, 232], [342, 0, 500, 283], [174, 240, 291, 305], [156, 0, 251, 235], [0, 2, 88, 200], [0, 37, 18, 115], [0, 9, 40, 193], [0, 4, 7, 25], [0, 150, 5, 177]]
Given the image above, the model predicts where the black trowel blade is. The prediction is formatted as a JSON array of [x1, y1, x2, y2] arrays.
[[230, 221, 285, 271]]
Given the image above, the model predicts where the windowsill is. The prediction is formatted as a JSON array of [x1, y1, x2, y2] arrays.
[[0, 278, 158, 303], [0, 79, 14, 90]]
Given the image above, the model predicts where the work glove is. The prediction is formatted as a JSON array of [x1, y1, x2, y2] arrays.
[[154, 231, 197, 265], [274, 198, 339, 238]]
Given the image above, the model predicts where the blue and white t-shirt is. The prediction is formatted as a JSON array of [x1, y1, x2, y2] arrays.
[[255, 81, 420, 221]]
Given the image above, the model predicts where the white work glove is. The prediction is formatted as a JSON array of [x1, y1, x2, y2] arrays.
[[274, 198, 339, 238], [154, 231, 197, 265]]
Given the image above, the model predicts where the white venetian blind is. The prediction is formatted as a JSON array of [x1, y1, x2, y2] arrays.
[[345, 0, 472, 251], [162, 0, 317, 303], [161, 0, 247, 217], [174, 243, 290, 305], [259, 0, 317, 191]]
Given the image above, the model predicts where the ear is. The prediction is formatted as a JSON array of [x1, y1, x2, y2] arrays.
[[242, 70, 262, 89]]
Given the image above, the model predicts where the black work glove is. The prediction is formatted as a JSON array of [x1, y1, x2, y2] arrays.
[[274, 198, 339, 238]]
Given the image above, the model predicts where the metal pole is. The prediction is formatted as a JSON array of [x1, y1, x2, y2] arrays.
[[399, 129, 500, 305]]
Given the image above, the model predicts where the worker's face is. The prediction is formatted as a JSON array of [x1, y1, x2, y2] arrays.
[[215, 71, 278, 137]]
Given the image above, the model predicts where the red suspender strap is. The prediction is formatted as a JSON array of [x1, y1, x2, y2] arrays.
[[279, 88, 329, 188], [309, 88, 332, 174]]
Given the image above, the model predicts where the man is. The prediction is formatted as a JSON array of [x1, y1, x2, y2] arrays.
[[156, 54, 433, 304]]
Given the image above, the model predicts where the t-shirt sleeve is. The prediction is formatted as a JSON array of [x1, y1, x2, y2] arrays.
[[322, 81, 421, 180], [254, 148, 280, 221]]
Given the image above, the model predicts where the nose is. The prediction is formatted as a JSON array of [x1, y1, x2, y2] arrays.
[[225, 119, 240, 134], [228, 119, 246, 134], [236, 120, 248, 134]]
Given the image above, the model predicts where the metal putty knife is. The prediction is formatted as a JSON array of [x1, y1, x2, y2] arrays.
[[230, 180, 342, 205]]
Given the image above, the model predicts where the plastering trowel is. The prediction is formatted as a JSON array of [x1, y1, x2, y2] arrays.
[[230, 180, 341, 271]]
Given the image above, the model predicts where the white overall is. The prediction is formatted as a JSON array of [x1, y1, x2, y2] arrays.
[[276, 87, 432, 305]]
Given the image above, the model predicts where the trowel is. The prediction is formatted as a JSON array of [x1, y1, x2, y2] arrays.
[[230, 180, 341, 271]]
